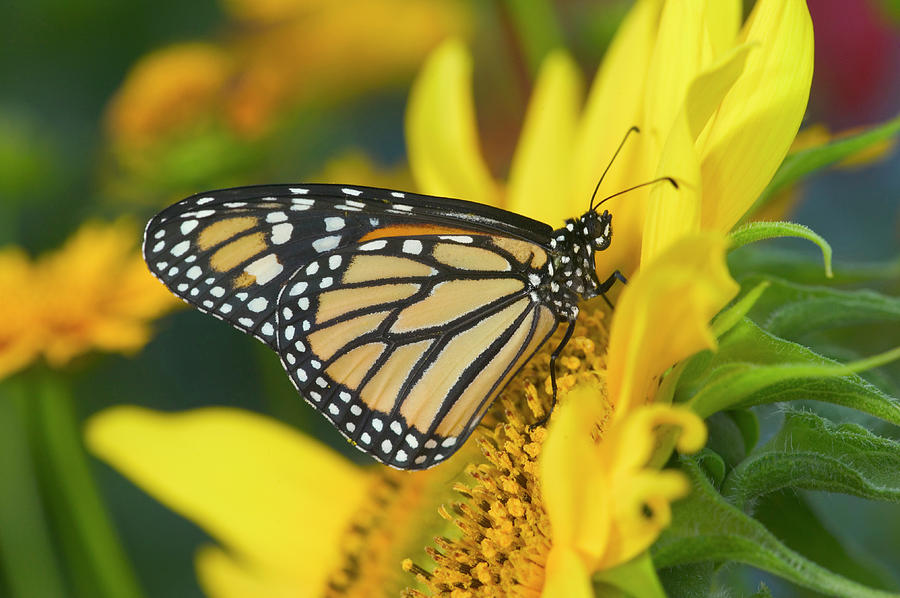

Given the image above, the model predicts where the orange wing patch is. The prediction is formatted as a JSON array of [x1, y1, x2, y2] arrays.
[[198, 217, 258, 251], [358, 223, 479, 242], [210, 233, 267, 272], [491, 236, 547, 268]]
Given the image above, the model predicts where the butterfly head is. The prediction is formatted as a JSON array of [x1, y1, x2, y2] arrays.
[[585, 208, 613, 251]]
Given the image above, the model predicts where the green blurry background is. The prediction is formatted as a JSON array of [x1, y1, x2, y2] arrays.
[[1, 0, 898, 597]]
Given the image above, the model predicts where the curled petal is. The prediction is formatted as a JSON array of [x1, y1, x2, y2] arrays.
[[85, 407, 370, 589], [405, 38, 499, 206], [605, 470, 690, 565], [608, 234, 739, 415]]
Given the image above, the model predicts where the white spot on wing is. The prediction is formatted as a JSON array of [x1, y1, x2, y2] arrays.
[[324, 217, 345, 231], [360, 240, 386, 251], [180, 220, 198, 234], [312, 235, 341, 253], [402, 240, 422, 254], [245, 254, 283, 285], [247, 297, 268, 312], [170, 240, 190, 256], [271, 223, 293, 244], [266, 211, 288, 223], [341, 188, 362, 197]]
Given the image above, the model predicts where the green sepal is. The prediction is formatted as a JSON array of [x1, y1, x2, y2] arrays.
[[593, 552, 667, 598], [652, 457, 900, 597], [723, 410, 900, 509], [730, 221, 832, 278], [752, 113, 900, 211]]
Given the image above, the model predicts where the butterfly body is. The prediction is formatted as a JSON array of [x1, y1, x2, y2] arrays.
[[144, 184, 615, 469]]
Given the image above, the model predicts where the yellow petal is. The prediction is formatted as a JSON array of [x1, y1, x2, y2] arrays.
[[699, 0, 814, 231], [405, 38, 499, 206], [572, 0, 662, 277], [540, 382, 613, 557], [639, 110, 701, 266], [506, 50, 582, 225], [195, 545, 309, 598], [607, 234, 739, 415], [640, 44, 752, 264], [703, 0, 741, 57], [542, 546, 594, 598], [604, 470, 690, 566], [85, 407, 370, 589], [643, 0, 711, 155]]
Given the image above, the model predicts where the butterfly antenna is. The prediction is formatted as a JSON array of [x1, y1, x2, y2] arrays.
[[590, 126, 640, 211], [594, 176, 679, 209]]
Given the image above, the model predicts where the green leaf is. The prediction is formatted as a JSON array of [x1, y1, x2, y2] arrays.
[[730, 221, 832, 278], [723, 411, 900, 508], [747, 584, 773, 598], [706, 415, 749, 471], [652, 457, 900, 597], [726, 409, 759, 456], [742, 276, 900, 340], [681, 318, 900, 425], [729, 247, 900, 287], [657, 563, 716, 598], [754, 114, 900, 208], [753, 490, 898, 591]]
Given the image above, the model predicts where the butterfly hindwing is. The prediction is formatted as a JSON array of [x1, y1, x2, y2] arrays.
[[274, 233, 559, 469]]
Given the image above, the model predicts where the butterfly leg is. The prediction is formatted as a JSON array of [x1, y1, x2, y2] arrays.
[[531, 318, 576, 429], [598, 269, 627, 308]]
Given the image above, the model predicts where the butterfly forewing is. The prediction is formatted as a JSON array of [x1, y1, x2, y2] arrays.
[[274, 233, 559, 468], [143, 184, 564, 469]]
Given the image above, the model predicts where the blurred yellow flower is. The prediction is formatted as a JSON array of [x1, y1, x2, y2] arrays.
[[0, 249, 41, 378], [0, 220, 177, 378], [105, 0, 468, 151], [105, 43, 231, 151]]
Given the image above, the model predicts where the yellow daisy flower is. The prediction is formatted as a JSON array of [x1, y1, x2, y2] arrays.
[[0, 249, 41, 378], [0, 220, 178, 379], [86, 0, 813, 595]]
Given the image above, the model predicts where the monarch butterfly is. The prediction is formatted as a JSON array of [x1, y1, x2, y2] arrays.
[[143, 136, 675, 470]]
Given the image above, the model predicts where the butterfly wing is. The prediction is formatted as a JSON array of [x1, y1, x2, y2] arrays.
[[143, 184, 560, 469], [276, 233, 559, 469]]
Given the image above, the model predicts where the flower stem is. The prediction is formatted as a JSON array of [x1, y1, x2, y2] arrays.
[[0, 378, 68, 598], [29, 373, 145, 598]]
